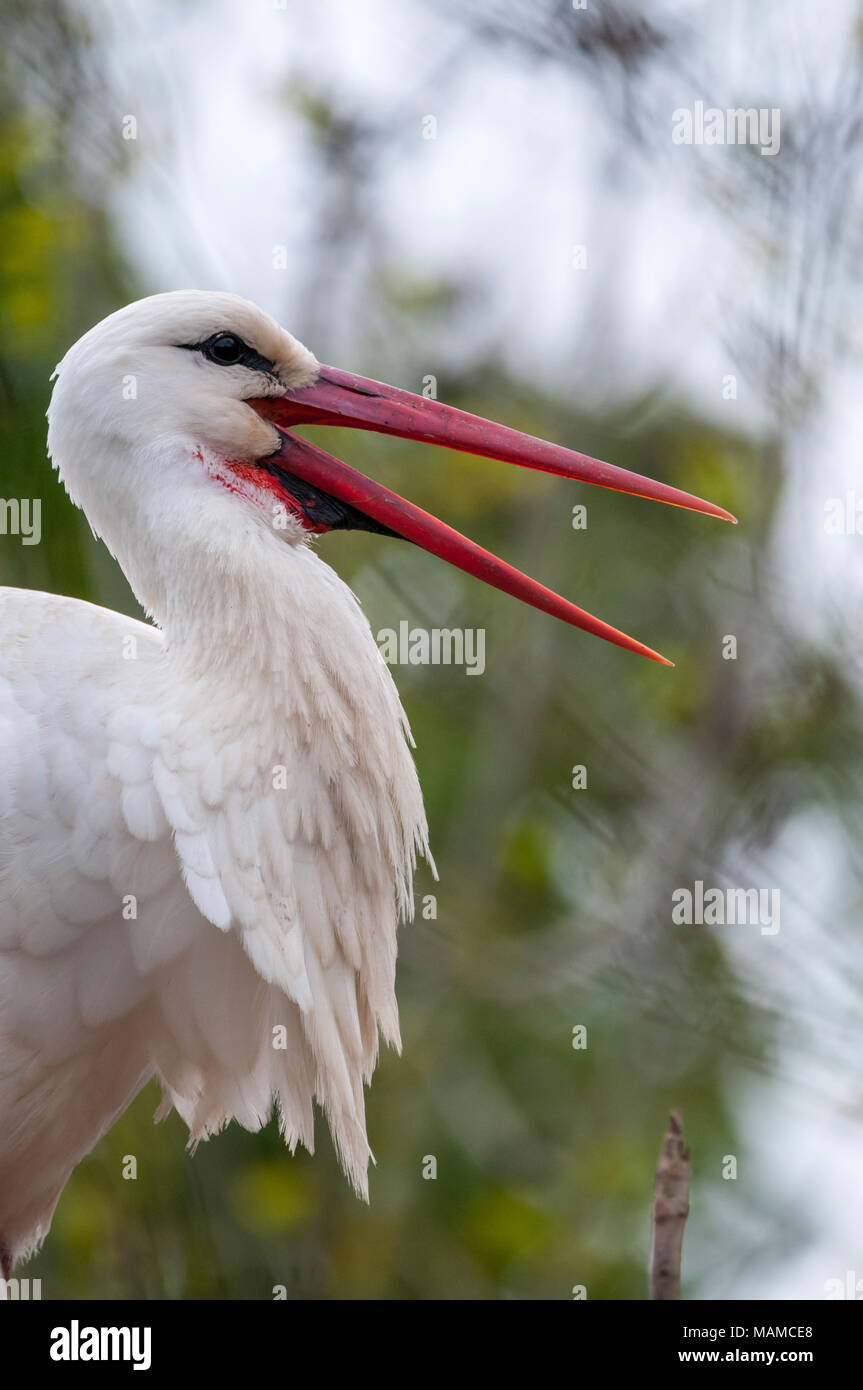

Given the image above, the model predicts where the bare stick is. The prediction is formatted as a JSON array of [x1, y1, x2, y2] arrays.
[[649, 1108, 691, 1300]]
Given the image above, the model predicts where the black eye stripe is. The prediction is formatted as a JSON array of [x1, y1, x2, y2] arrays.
[[179, 333, 276, 375]]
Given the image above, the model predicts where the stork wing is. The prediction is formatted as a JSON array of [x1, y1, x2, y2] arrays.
[[0, 578, 424, 1261], [141, 548, 432, 1193]]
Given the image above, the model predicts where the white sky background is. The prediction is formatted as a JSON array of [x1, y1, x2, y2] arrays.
[[75, 0, 863, 1299]]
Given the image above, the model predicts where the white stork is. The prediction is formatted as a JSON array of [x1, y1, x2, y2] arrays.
[[0, 291, 732, 1278]]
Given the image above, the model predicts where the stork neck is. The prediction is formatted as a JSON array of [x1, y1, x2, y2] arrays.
[[156, 540, 343, 679]]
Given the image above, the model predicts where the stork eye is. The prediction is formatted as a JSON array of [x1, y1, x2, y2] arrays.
[[180, 332, 276, 374], [205, 333, 245, 365]]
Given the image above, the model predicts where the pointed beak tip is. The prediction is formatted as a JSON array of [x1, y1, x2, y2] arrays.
[[709, 505, 737, 524], [691, 499, 736, 524]]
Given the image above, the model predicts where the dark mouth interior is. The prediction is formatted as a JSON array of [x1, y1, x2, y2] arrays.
[[261, 458, 401, 538]]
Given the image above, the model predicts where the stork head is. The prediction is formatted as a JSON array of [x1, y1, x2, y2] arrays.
[[48, 290, 734, 662]]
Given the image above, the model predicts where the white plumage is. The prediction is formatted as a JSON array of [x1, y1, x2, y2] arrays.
[[0, 289, 729, 1278], [0, 292, 430, 1271]]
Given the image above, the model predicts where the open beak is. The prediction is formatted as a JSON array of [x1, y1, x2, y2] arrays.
[[250, 366, 735, 666]]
